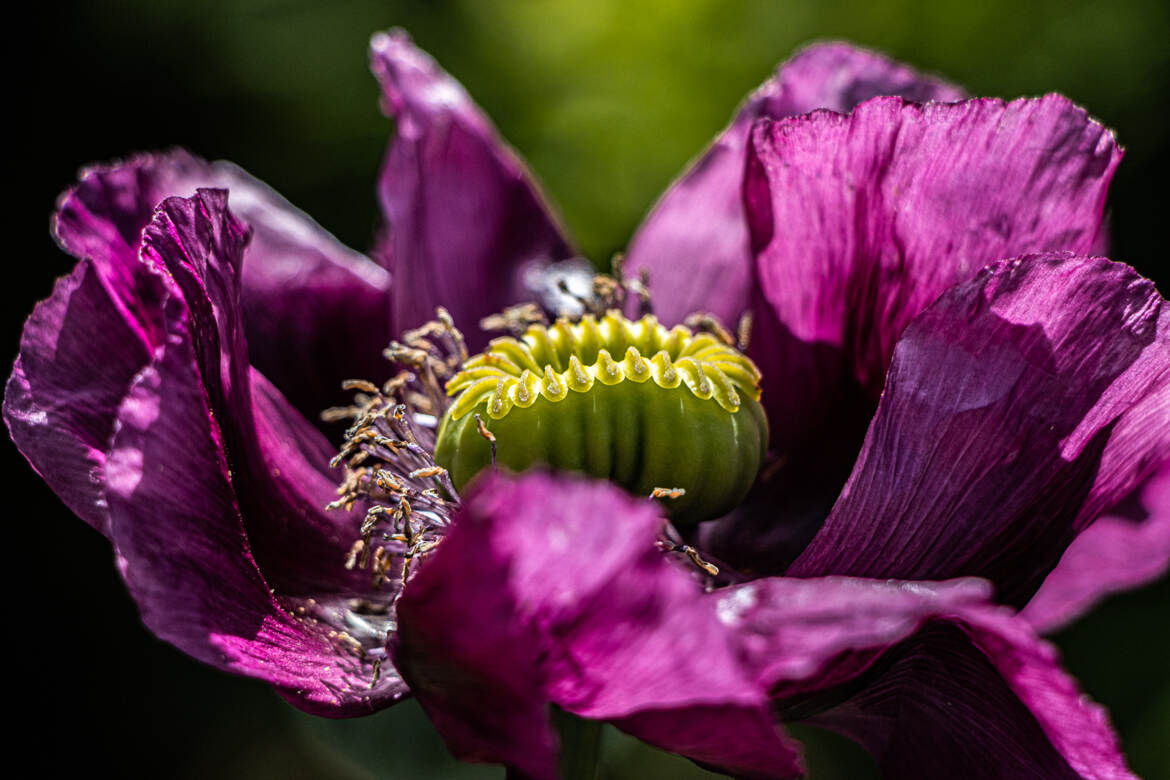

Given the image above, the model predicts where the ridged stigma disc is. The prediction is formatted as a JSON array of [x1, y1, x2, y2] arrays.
[[434, 312, 768, 524]]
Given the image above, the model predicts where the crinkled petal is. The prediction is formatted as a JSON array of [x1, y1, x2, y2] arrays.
[[1023, 461, 1170, 632], [106, 299, 406, 715], [138, 190, 369, 595], [393, 472, 803, 779], [395, 471, 1131, 778], [713, 578, 1133, 779], [789, 255, 1168, 609], [4, 260, 161, 533], [625, 42, 964, 327], [370, 29, 576, 347], [50, 150, 391, 420], [745, 94, 1121, 458], [804, 611, 1135, 780]]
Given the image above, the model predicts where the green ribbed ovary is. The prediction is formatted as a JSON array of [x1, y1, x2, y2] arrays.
[[433, 312, 768, 525]]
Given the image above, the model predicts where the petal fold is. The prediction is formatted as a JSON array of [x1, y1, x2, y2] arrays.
[[137, 190, 368, 595], [106, 302, 407, 715], [1023, 461, 1170, 632], [805, 610, 1135, 780], [50, 150, 390, 420], [4, 260, 160, 532], [393, 472, 803, 780], [371, 29, 576, 346], [394, 471, 1131, 778], [789, 254, 1168, 609], [625, 42, 964, 327], [716, 579, 1134, 779]]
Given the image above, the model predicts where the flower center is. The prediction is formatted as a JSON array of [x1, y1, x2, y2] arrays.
[[434, 311, 768, 524]]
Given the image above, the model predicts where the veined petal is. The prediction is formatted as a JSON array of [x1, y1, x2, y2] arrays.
[[745, 94, 1121, 458], [370, 29, 576, 347], [4, 260, 161, 533], [789, 255, 1168, 610], [106, 304, 406, 715], [50, 150, 391, 420], [625, 42, 964, 327]]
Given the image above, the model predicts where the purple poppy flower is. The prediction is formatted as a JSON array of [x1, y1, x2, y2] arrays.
[[9, 27, 1168, 780]]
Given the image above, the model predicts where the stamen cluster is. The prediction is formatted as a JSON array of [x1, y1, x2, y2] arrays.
[[324, 309, 469, 592]]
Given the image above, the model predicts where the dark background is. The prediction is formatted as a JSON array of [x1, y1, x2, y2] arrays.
[[13, 1, 1169, 777]]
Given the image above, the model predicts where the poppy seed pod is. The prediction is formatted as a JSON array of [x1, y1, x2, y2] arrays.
[[435, 313, 768, 523]]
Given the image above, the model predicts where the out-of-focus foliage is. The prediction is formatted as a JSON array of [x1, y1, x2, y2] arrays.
[[27, 1, 1169, 778]]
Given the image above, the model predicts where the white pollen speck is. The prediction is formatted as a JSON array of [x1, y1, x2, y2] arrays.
[[716, 585, 759, 625], [423, 80, 466, 109]]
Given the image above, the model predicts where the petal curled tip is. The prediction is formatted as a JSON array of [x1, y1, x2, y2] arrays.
[[777, 40, 967, 111], [1024, 454, 1170, 632], [790, 253, 1167, 612], [369, 28, 476, 127]]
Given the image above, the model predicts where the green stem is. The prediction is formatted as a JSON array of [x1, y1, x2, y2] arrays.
[[553, 707, 604, 780]]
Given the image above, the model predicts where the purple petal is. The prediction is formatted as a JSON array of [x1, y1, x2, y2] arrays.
[[105, 301, 406, 715], [714, 576, 990, 695], [396, 470, 1131, 778], [50, 150, 391, 421], [393, 472, 803, 779], [14, 178, 402, 710], [789, 255, 1168, 609], [1023, 462, 1170, 632], [202, 163, 392, 419], [4, 260, 161, 533], [746, 94, 1121, 457], [805, 609, 1135, 780], [138, 190, 368, 595], [370, 29, 576, 346], [715, 578, 1132, 779], [625, 42, 964, 327]]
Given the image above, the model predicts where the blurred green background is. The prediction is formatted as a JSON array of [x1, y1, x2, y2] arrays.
[[17, 1, 1169, 778]]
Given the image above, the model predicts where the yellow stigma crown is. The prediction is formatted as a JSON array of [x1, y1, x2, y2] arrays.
[[444, 311, 762, 421]]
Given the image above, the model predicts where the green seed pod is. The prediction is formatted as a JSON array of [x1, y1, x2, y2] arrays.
[[434, 312, 768, 525]]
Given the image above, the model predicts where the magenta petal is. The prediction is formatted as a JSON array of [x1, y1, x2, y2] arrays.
[[807, 610, 1135, 780], [746, 95, 1121, 456], [106, 306, 406, 715], [4, 260, 161, 533], [51, 150, 391, 420], [1023, 462, 1170, 632], [202, 163, 392, 418], [370, 29, 576, 346], [138, 190, 368, 595], [714, 578, 1132, 779], [789, 255, 1168, 609], [625, 42, 964, 327], [395, 470, 1130, 778], [393, 472, 803, 779]]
